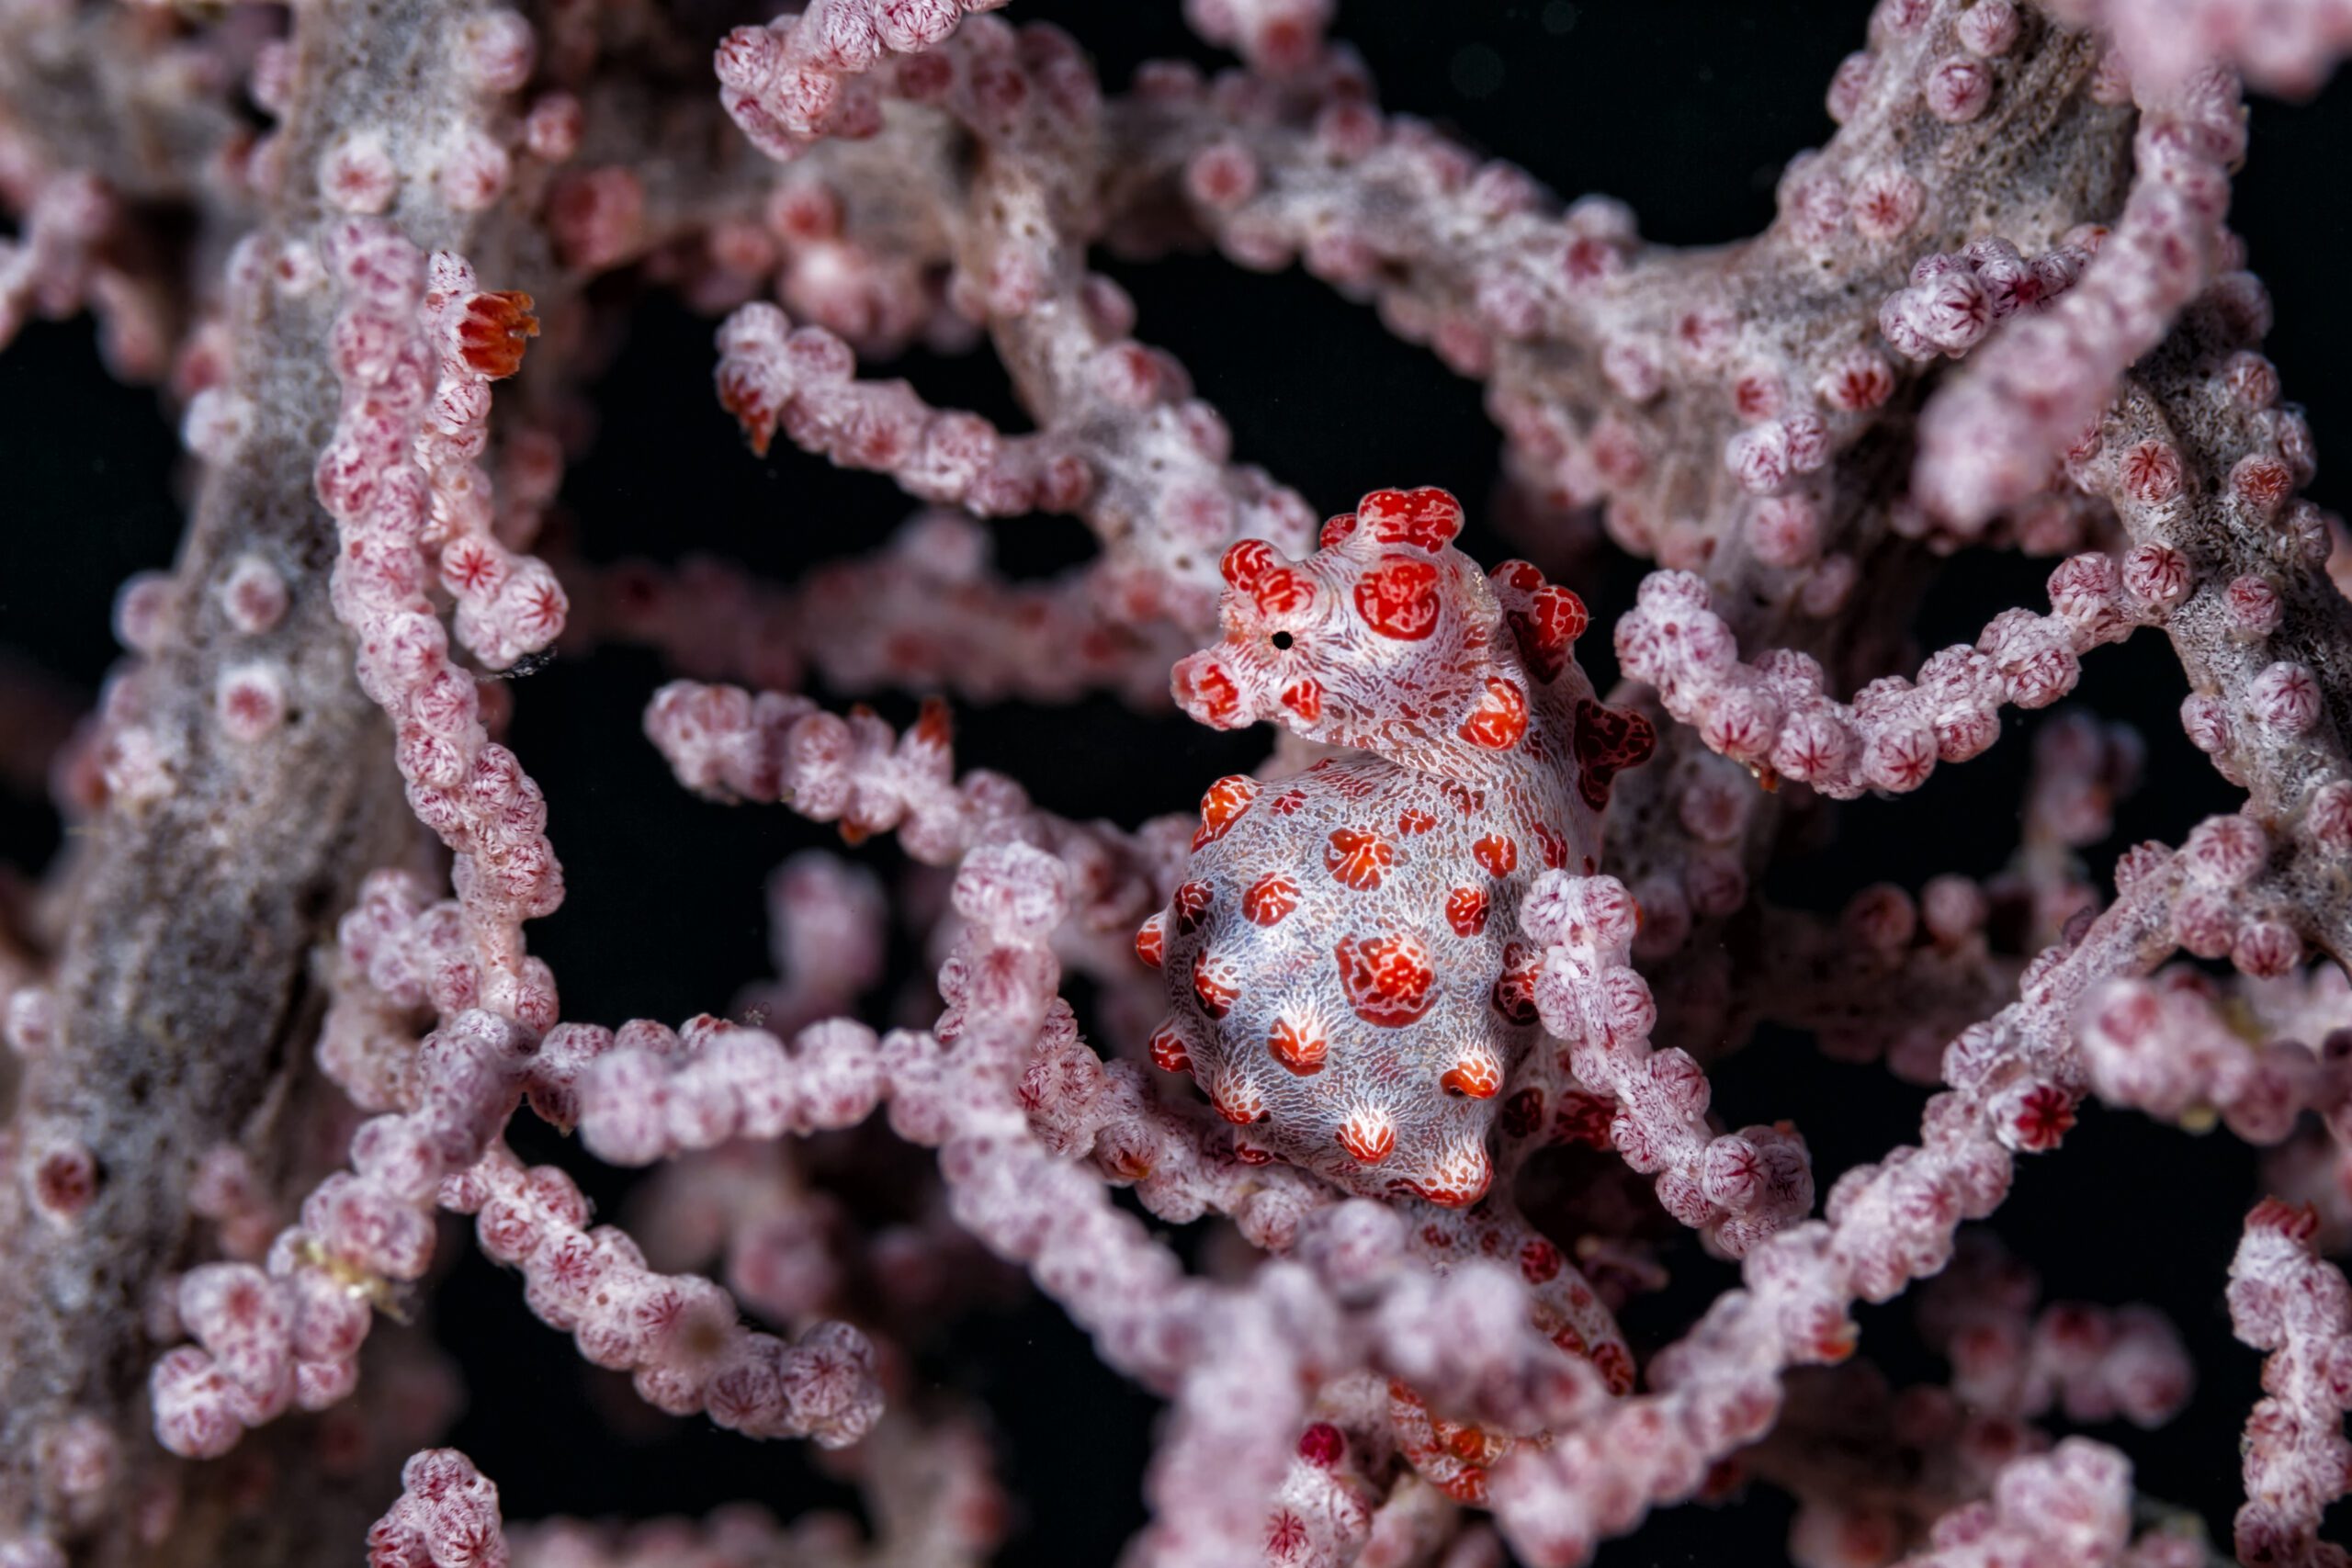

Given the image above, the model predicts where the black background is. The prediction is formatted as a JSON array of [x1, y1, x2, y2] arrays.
[[5, 2, 2349, 1561]]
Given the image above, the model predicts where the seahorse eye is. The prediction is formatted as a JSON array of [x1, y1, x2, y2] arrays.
[[1270, 630, 1295, 651]]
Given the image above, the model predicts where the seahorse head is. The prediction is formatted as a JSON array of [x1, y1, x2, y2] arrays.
[[1172, 486, 1645, 797]]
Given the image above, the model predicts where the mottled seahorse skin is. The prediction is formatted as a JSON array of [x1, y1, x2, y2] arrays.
[[1138, 486, 1655, 1206]]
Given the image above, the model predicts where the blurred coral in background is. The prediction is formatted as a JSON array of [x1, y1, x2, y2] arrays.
[[1, 1, 2350, 1564]]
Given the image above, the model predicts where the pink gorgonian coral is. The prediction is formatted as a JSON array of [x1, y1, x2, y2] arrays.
[[1, 3, 2351, 1567]]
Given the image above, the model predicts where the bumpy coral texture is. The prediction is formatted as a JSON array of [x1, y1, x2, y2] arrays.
[[1136, 488, 1655, 1204], [22, 0, 2352, 1563]]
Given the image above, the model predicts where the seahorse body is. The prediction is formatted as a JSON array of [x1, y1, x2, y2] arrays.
[[1138, 487, 1655, 1207]]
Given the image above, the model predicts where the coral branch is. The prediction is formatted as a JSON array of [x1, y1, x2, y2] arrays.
[[2049, 0, 2352, 96], [6, 2, 2352, 1563], [717, 0, 1008, 162], [368, 1449, 510, 1568], [1527, 873, 1815, 1258], [1615, 553, 2154, 799], [2227, 1199, 2352, 1568], [1486, 846, 2188, 1563], [1915, 69, 2245, 527]]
